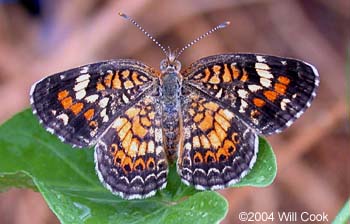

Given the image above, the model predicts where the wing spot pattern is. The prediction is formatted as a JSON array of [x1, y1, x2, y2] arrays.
[[198, 111, 214, 132], [214, 122, 227, 141], [132, 117, 147, 138], [140, 117, 152, 127], [278, 76, 290, 85], [84, 109, 95, 121], [127, 138, 139, 157], [274, 83, 287, 95], [121, 156, 133, 173], [231, 64, 240, 79], [193, 113, 204, 123], [124, 80, 134, 89], [192, 136, 201, 148], [104, 72, 113, 87], [214, 113, 230, 131], [253, 98, 266, 107], [263, 90, 278, 102], [57, 90, 69, 100], [147, 141, 155, 153], [96, 82, 105, 91], [70, 102, 84, 115], [222, 64, 232, 82], [132, 71, 144, 85], [121, 70, 130, 79], [134, 158, 146, 171], [240, 69, 249, 82], [112, 71, 122, 89], [205, 151, 216, 163], [200, 135, 211, 149], [61, 96, 73, 109], [122, 130, 133, 149], [194, 152, 204, 164], [201, 68, 211, 82], [114, 150, 125, 165], [118, 122, 132, 140], [138, 142, 147, 156], [207, 130, 221, 149]]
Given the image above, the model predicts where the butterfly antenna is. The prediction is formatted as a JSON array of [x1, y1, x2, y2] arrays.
[[176, 21, 231, 58], [118, 12, 169, 57]]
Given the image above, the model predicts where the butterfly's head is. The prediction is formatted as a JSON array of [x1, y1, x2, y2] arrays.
[[160, 49, 181, 73]]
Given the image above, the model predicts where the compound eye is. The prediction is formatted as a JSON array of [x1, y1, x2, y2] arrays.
[[160, 59, 168, 71], [173, 60, 181, 72]]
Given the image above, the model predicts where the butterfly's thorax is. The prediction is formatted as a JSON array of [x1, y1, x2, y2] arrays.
[[160, 70, 182, 162]]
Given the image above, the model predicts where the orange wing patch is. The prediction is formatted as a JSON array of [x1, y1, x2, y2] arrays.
[[132, 117, 147, 138], [198, 111, 214, 132], [84, 109, 95, 120], [194, 152, 204, 164], [222, 64, 232, 82], [264, 90, 278, 102], [96, 82, 105, 91], [132, 71, 144, 85], [58, 90, 69, 100], [182, 95, 239, 164], [207, 130, 221, 149], [107, 95, 163, 174], [240, 69, 249, 82], [195, 64, 252, 85], [274, 83, 287, 95], [104, 72, 113, 87], [112, 71, 122, 89], [124, 80, 134, 89], [106, 69, 149, 90], [70, 102, 84, 115], [57, 91, 86, 115], [140, 117, 152, 127], [278, 76, 290, 85], [253, 98, 266, 107], [121, 70, 130, 79], [231, 65, 240, 79], [202, 68, 211, 82], [61, 96, 73, 109], [260, 75, 291, 102]]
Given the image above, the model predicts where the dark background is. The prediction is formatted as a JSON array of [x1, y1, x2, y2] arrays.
[[0, 0, 349, 223]]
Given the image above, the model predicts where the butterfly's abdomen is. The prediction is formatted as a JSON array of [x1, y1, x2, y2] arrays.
[[161, 72, 181, 162]]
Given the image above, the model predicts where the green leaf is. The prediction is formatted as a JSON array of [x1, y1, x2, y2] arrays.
[[0, 109, 276, 223], [332, 199, 350, 224]]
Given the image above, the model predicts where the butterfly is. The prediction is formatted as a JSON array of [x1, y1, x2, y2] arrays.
[[30, 13, 319, 199]]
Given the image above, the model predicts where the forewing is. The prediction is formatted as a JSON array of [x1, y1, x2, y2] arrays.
[[183, 53, 319, 135], [178, 90, 258, 190], [94, 93, 168, 199], [30, 59, 156, 147]]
